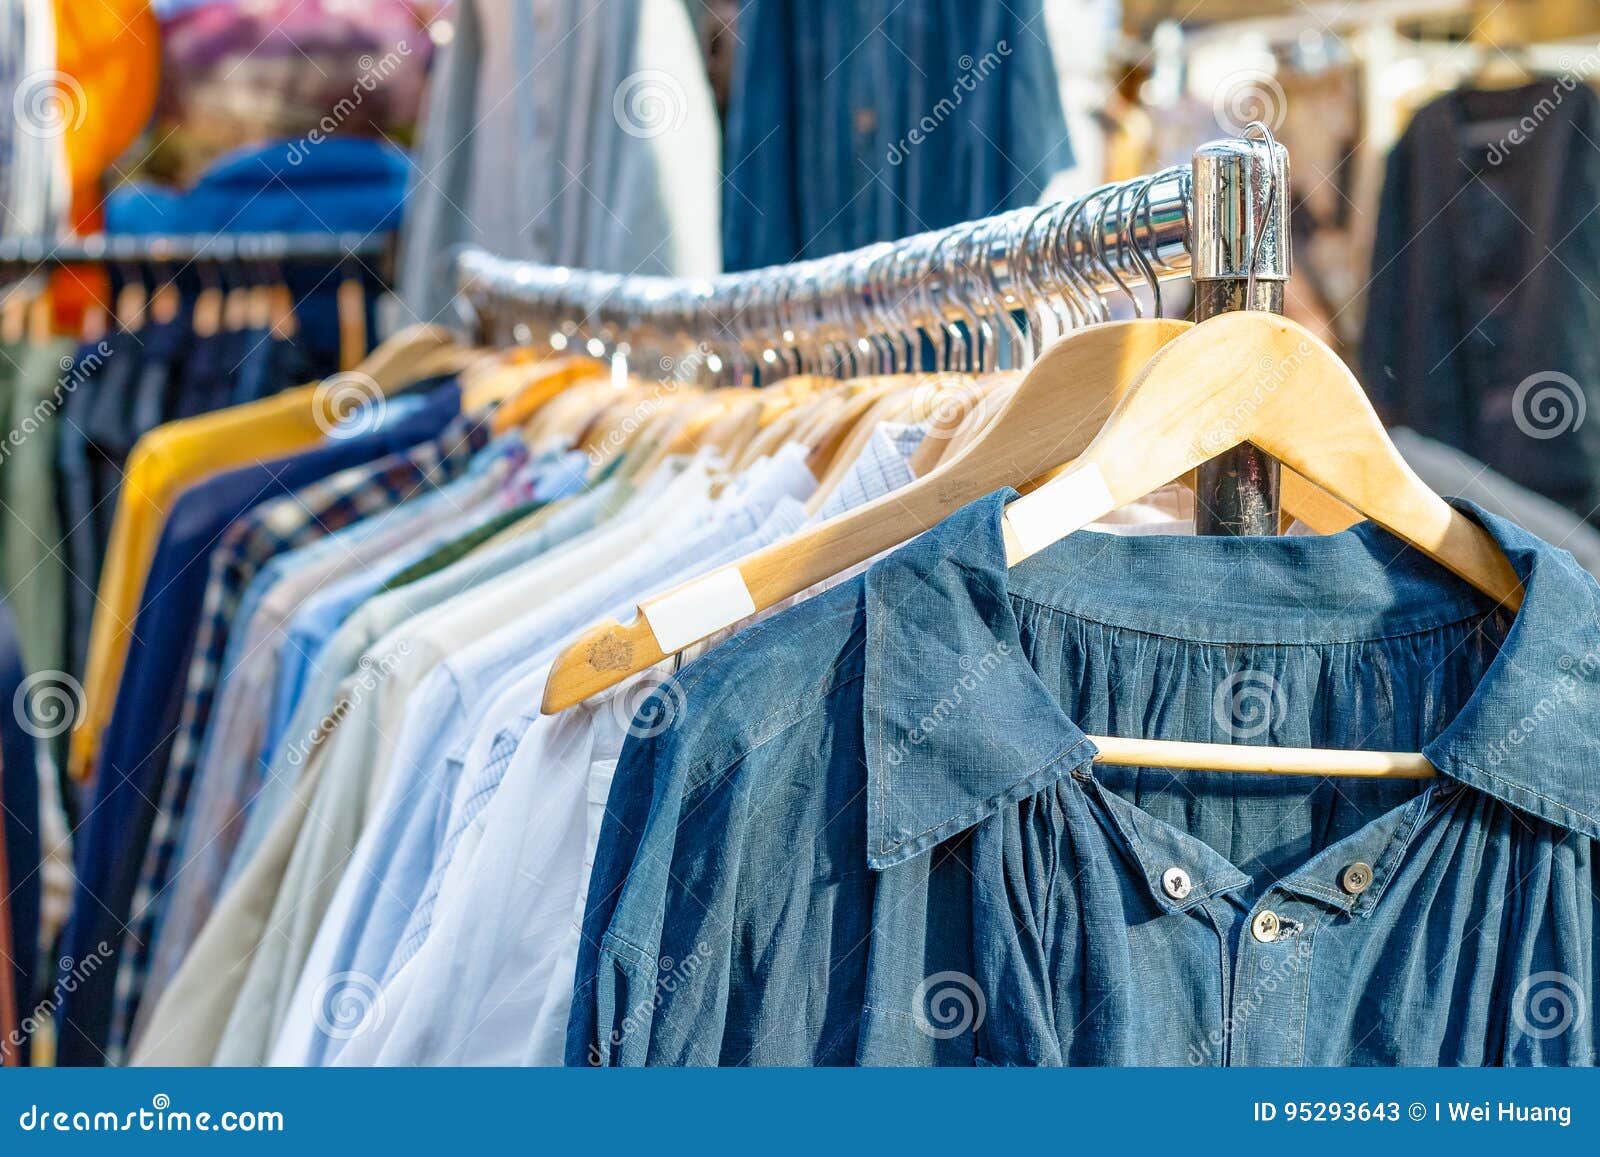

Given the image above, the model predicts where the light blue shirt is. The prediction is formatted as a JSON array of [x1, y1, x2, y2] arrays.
[[221, 476, 626, 882], [287, 449, 816, 1064]]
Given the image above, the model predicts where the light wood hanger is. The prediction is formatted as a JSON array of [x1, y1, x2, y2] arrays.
[[336, 271, 367, 371], [410, 342, 498, 391], [963, 368, 1362, 533], [541, 311, 1511, 774], [996, 311, 1526, 777], [486, 355, 609, 432], [909, 373, 1016, 475], [268, 283, 298, 342], [117, 276, 149, 335], [350, 324, 461, 393], [247, 279, 273, 331], [524, 377, 620, 452], [25, 287, 54, 345], [732, 392, 828, 472], [191, 283, 223, 340], [541, 318, 1189, 712]]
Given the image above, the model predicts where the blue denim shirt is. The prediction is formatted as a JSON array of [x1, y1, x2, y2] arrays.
[[569, 491, 1600, 1066]]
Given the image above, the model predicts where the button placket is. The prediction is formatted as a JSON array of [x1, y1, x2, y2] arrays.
[[1251, 909, 1280, 943], [1228, 895, 1316, 1065]]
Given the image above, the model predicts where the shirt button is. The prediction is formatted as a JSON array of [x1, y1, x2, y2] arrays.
[[1161, 867, 1192, 900], [1251, 910, 1281, 943], [1340, 861, 1374, 895]]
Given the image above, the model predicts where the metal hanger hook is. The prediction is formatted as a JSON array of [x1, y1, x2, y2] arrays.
[[1240, 120, 1279, 307]]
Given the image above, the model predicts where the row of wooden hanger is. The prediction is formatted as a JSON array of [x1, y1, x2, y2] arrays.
[[369, 168, 1523, 780], [0, 256, 383, 370]]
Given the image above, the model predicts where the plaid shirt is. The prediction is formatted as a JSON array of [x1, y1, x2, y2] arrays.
[[107, 416, 490, 1059]]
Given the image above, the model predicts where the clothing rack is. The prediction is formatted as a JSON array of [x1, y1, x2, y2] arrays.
[[0, 230, 392, 268], [453, 134, 1290, 533]]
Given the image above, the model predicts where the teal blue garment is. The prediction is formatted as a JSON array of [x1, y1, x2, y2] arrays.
[[572, 493, 1600, 1066]]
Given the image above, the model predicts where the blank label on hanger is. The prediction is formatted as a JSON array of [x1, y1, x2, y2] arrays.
[[1004, 465, 1115, 561], [643, 569, 757, 655]]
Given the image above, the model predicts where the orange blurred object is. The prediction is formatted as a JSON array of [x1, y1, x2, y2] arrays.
[[51, 0, 161, 332]]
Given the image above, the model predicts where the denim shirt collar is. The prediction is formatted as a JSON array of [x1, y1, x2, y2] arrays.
[[861, 490, 1600, 871]]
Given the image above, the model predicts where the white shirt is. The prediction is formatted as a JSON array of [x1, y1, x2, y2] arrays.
[[264, 450, 814, 1066]]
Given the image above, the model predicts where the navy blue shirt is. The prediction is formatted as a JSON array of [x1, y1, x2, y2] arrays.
[[571, 492, 1600, 1065], [55, 386, 463, 1064]]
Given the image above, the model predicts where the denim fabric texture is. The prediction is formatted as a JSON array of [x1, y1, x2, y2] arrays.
[[570, 491, 1600, 1066], [722, 0, 1072, 270]]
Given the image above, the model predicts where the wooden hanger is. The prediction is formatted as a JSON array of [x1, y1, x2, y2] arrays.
[[247, 278, 273, 331], [268, 283, 299, 342], [540, 318, 1190, 712], [349, 324, 460, 393], [934, 368, 1363, 531], [995, 311, 1526, 777], [336, 271, 368, 371], [25, 287, 54, 345], [117, 276, 149, 335], [541, 314, 1500, 727], [484, 355, 608, 431]]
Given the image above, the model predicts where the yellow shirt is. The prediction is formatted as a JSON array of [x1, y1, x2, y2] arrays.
[[70, 384, 335, 781]]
